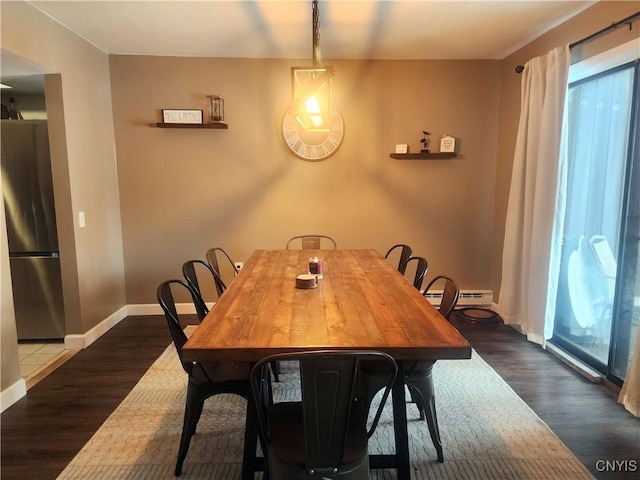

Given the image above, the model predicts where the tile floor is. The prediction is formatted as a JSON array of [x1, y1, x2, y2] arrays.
[[18, 341, 75, 387]]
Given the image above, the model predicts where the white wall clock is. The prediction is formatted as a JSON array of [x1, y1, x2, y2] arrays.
[[281, 109, 344, 161]]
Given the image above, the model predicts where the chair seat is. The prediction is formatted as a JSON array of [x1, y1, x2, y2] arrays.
[[269, 401, 369, 468]]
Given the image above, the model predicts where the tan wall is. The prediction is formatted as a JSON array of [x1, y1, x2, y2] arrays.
[[110, 56, 502, 302], [490, 1, 640, 297], [1, 190, 21, 393], [1, 1, 126, 335], [44, 74, 83, 334]]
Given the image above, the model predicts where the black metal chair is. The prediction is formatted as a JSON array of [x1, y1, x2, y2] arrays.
[[186, 256, 280, 383], [286, 234, 337, 250], [358, 274, 460, 464], [196, 252, 281, 384], [205, 247, 238, 297], [250, 350, 397, 479], [182, 259, 224, 322], [399, 255, 428, 290], [157, 279, 251, 476], [423, 275, 461, 320], [384, 244, 413, 274], [403, 275, 461, 462]]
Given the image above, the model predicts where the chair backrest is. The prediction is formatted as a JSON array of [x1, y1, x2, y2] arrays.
[[589, 235, 617, 279], [424, 275, 460, 320], [286, 235, 337, 250], [399, 256, 428, 290], [384, 244, 413, 274], [250, 350, 396, 473], [157, 279, 202, 375], [205, 247, 238, 297], [586, 234, 616, 303], [182, 259, 224, 321]]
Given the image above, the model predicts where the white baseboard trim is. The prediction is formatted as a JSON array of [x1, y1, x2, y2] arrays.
[[127, 303, 204, 316], [127, 304, 165, 316], [64, 302, 208, 350], [64, 306, 128, 350], [1, 378, 27, 413]]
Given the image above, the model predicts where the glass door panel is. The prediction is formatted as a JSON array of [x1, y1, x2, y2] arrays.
[[610, 111, 640, 381], [553, 63, 636, 375]]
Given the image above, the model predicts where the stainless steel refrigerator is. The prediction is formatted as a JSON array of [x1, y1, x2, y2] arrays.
[[2, 119, 66, 340]]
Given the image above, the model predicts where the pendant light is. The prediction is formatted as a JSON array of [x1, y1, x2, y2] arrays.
[[291, 0, 334, 132]]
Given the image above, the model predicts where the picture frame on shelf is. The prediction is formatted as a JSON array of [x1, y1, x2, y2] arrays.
[[161, 109, 203, 125]]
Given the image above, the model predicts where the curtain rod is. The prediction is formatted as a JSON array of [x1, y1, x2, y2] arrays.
[[515, 11, 640, 73]]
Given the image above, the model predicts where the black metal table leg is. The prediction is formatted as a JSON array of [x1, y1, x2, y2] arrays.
[[369, 359, 412, 478], [392, 359, 411, 480], [241, 393, 259, 480]]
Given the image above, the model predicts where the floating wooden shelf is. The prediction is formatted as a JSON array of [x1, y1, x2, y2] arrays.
[[390, 152, 457, 160], [156, 122, 228, 129]]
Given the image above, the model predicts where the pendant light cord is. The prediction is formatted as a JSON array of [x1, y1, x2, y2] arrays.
[[312, 0, 322, 66]]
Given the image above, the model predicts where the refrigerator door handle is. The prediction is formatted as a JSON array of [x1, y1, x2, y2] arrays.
[[9, 252, 59, 258]]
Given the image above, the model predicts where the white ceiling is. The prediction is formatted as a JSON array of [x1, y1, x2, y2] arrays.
[[3, 0, 596, 93], [28, 0, 595, 60]]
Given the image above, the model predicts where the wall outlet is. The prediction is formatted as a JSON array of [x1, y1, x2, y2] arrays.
[[234, 262, 243, 271]]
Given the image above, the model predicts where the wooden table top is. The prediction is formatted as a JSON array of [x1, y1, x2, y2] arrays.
[[182, 249, 471, 363]]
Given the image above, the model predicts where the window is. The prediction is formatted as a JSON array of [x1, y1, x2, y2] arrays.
[[552, 42, 639, 384]]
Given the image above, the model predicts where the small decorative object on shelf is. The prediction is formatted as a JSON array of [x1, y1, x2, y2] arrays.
[[156, 97, 228, 128], [395, 144, 409, 154], [420, 130, 431, 153], [208, 95, 225, 123], [161, 109, 203, 125], [440, 134, 456, 153]]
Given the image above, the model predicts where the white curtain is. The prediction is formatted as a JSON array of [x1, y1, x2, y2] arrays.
[[497, 46, 570, 345], [619, 326, 640, 416]]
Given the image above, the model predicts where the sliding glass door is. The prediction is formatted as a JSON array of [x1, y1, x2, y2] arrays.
[[552, 58, 639, 384], [610, 102, 639, 381]]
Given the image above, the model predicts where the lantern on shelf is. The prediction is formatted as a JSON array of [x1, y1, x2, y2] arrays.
[[208, 95, 225, 123]]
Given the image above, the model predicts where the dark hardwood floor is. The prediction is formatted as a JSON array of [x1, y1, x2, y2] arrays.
[[1, 315, 174, 480], [450, 313, 640, 480], [1, 313, 638, 480]]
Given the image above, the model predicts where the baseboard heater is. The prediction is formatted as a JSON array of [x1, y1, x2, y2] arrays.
[[423, 290, 493, 308]]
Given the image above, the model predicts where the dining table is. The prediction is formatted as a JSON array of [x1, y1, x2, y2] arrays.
[[182, 248, 472, 479]]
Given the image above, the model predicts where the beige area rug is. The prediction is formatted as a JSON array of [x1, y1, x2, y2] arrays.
[[56, 328, 594, 480]]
